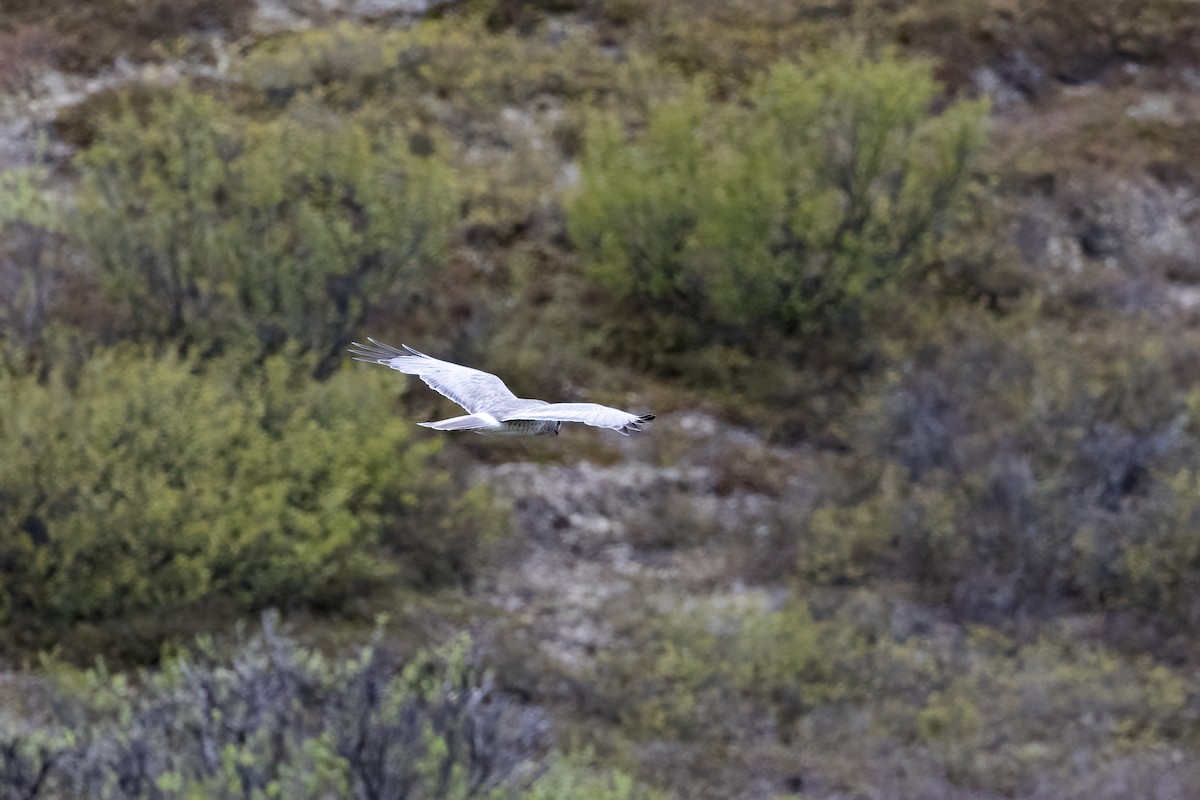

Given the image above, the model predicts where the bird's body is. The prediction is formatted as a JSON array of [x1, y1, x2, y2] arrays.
[[420, 411, 559, 437], [347, 339, 655, 437]]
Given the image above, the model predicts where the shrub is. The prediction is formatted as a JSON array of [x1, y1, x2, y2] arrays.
[[567, 46, 987, 368], [0, 350, 499, 649], [594, 595, 851, 742], [0, 619, 537, 799], [238, 17, 621, 116], [810, 315, 1200, 621], [904, 632, 1192, 795], [74, 86, 456, 376], [0, 618, 671, 800], [0, 156, 66, 365], [588, 589, 1193, 796], [606, 0, 1200, 96], [236, 18, 653, 244], [520, 759, 671, 800]]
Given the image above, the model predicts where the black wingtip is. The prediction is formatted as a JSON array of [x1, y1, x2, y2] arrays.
[[638, 414, 656, 422]]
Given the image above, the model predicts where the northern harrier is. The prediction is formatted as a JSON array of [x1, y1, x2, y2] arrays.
[[348, 338, 655, 437]]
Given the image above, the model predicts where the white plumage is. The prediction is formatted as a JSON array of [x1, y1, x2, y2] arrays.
[[348, 339, 655, 437]]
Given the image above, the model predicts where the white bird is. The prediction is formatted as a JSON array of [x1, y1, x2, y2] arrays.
[[348, 338, 655, 437]]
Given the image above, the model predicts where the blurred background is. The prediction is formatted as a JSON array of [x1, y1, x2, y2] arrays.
[[1, 0, 1199, 797]]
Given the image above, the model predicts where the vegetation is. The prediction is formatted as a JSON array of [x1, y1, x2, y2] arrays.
[[76, 87, 456, 375], [0, 616, 662, 800], [787, 315, 1200, 624], [0, 351, 497, 656], [568, 48, 987, 368], [584, 592, 1194, 797], [0, 155, 63, 363], [1, 0, 1200, 797], [0, 0, 254, 74]]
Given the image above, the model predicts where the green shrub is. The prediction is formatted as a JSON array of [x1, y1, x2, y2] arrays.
[[0, 350, 498, 646], [236, 18, 660, 244], [238, 17, 622, 116], [0, 619, 667, 800], [567, 47, 987, 365], [0, 154, 65, 363], [589, 589, 1193, 796], [595, 595, 855, 742], [603, 0, 1200, 97], [520, 759, 672, 800], [74, 86, 456, 375], [905, 632, 1193, 794], [811, 315, 1200, 620]]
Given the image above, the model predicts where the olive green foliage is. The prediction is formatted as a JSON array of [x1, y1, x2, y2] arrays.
[[568, 47, 987, 360], [75, 86, 456, 374], [520, 759, 670, 800], [598, 597, 838, 740], [589, 592, 1194, 796], [0, 351, 496, 642], [597, 0, 1200, 98], [239, 17, 616, 114], [236, 18, 670, 242], [908, 633, 1191, 793], [0, 619, 659, 800], [799, 316, 1200, 621], [0, 155, 63, 360]]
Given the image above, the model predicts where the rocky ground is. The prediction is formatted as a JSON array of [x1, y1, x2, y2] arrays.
[[477, 411, 818, 674]]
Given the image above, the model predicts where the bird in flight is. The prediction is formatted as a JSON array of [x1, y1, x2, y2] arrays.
[[348, 338, 655, 437]]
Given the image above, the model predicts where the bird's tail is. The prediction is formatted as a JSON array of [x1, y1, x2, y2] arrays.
[[418, 414, 499, 432]]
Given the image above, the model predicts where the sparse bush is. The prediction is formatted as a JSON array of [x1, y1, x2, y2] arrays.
[[796, 497, 896, 584], [568, 47, 987, 374], [614, 0, 1200, 97], [0, 157, 66, 365], [811, 316, 1200, 620], [0, 350, 500, 650], [237, 18, 654, 244], [587, 590, 1194, 796], [905, 632, 1193, 795], [239, 17, 621, 116], [2, 0, 254, 74], [0, 618, 673, 800], [520, 759, 672, 800], [75, 86, 456, 375], [595, 595, 848, 742], [0, 619, 537, 799]]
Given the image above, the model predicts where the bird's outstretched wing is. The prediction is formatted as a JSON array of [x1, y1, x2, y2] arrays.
[[501, 403, 655, 436], [347, 338, 519, 415]]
